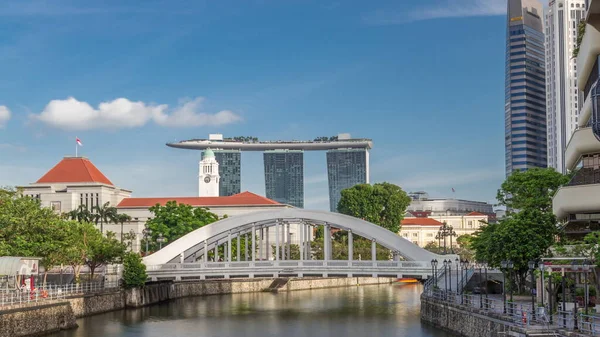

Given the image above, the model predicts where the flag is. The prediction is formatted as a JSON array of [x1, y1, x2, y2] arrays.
[[76, 137, 83, 146], [451, 188, 455, 193]]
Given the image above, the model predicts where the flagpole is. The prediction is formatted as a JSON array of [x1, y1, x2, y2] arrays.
[[75, 137, 78, 157]]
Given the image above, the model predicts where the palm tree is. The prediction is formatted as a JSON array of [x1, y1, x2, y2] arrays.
[[66, 204, 94, 223], [116, 213, 132, 243], [93, 202, 118, 234]]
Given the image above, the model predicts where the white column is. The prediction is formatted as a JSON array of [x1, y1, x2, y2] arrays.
[[236, 233, 241, 262], [227, 232, 232, 262], [299, 223, 304, 261], [275, 221, 280, 261], [258, 227, 263, 260], [371, 239, 376, 262], [306, 225, 311, 260], [204, 240, 208, 263], [348, 230, 353, 261], [324, 224, 331, 261], [245, 233, 249, 261], [265, 227, 270, 260], [286, 222, 291, 260], [251, 225, 256, 262], [214, 241, 218, 261]]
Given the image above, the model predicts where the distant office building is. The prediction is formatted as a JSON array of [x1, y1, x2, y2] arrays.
[[505, 0, 547, 176], [326, 149, 369, 212], [202, 149, 241, 196], [264, 150, 304, 208], [406, 191, 495, 217], [546, 0, 586, 173]]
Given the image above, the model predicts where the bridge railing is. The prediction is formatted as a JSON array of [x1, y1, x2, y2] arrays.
[[147, 260, 433, 272]]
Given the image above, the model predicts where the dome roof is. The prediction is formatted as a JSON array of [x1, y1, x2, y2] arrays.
[[203, 148, 215, 158]]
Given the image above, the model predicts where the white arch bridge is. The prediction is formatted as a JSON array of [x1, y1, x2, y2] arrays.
[[143, 209, 452, 281]]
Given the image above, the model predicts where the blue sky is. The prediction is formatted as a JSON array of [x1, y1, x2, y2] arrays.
[[0, 0, 520, 210]]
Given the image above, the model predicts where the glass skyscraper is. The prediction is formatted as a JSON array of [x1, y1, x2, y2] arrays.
[[202, 150, 241, 196], [327, 149, 369, 212], [263, 150, 304, 208], [505, 0, 547, 176]]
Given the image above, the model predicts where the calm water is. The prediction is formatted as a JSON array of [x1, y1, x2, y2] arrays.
[[49, 283, 453, 337]]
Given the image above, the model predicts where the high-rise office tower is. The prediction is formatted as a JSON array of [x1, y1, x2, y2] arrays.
[[545, 0, 586, 173], [263, 150, 304, 208], [201, 149, 241, 196], [326, 149, 370, 212], [505, 0, 548, 176]]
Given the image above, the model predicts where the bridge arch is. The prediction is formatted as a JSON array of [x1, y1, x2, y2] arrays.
[[143, 208, 441, 266]]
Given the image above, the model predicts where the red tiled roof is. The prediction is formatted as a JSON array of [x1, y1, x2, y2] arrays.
[[401, 218, 444, 227], [36, 157, 113, 185], [467, 211, 486, 216], [117, 191, 280, 208]]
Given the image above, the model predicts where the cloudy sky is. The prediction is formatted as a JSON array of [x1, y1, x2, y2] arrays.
[[0, 0, 521, 210]]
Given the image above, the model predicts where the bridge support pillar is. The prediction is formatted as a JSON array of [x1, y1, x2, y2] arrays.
[[275, 221, 280, 261], [252, 225, 257, 262], [236, 233, 241, 262], [265, 226, 270, 261], [227, 232, 232, 262], [371, 239, 376, 262], [348, 230, 353, 261], [306, 225, 311, 260], [286, 222, 291, 261], [245, 233, 249, 261], [200, 274, 206, 280], [214, 242, 218, 262], [257, 226, 262, 261], [324, 224, 332, 261], [204, 240, 208, 263], [299, 222, 304, 261]]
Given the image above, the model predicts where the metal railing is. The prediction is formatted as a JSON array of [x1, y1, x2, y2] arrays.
[[578, 313, 600, 335], [0, 281, 120, 307]]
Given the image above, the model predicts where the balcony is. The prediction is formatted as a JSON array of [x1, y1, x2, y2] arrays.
[[565, 127, 600, 170], [553, 183, 600, 220], [577, 17, 600, 90]]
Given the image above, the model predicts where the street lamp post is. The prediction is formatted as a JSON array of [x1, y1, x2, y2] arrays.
[[478, 263, 483, 309], [443, 259, 449, 297], [142, 227, 152, 255], [431, 259, 439, 292], [572, 261, 579, 329], [157, 233, 167, 250], [447, 259, 453, 293], [501, 260, 510, 314], [455, 258, 460, 293], [529, 260, 537, 320]]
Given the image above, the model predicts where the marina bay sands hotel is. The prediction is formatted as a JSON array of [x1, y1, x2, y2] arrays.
[[167, 133, 372, 211]]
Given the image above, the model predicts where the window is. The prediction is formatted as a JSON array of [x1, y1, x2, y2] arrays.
[[50, 201, 61, 213], [426, 233, 434, 237], [403, 233, 408, 237], [412, 233, 418, 237]]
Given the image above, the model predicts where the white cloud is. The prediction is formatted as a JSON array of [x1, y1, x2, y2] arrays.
[[31, 96, 242, 130], [363, 0, 506, 25], [0, 106, 11, 128], [0, 143, 27, 152], [393, 168, 504, 191]]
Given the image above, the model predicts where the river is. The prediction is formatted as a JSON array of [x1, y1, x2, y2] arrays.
[[49, 283, 452, 337]]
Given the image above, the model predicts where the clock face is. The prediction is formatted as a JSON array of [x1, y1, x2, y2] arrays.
[[204, 176, 211, 183]]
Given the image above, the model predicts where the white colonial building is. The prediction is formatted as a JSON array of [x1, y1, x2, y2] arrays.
[[399, 212, 489, 247], [19, 155, 303, 254]]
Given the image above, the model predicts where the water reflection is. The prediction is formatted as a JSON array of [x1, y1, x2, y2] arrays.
[[49, 283, 453, 337]]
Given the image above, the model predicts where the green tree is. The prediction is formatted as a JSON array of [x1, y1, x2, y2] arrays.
[[145, 201, 220, 251], [116, 213, 132, 243], [85, 231, 127, 279], [122, 252, 147, 288], [65, 204, 94, 223], [337, 182, 411, 233], [471, 168, 569, 292], [496, 168, 569, 213], [93, 202, 118, 234]]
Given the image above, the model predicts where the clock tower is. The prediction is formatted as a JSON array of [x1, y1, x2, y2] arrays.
[[199, 148, 220, 197]]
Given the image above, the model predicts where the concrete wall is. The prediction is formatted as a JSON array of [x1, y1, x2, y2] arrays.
[[66, 290, 125, 318]]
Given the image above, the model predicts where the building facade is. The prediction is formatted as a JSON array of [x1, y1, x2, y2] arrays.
[[400, 212, 489, 247], [505, 0, 548, 176], [263, 150, 304, 208], [406, 191, 495, 217], [326, 149, 370, 212], [553, 0, 600, 240], [546, 0, 586, 173], [201, 149, 241, 196], [198, 149, 220, 197]]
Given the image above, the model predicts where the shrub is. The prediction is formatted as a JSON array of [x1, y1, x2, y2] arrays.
[[122, 252, 148, 289]]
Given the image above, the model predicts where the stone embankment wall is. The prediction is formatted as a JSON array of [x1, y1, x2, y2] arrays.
[[1, 277, 395, 337], [420, 295, 539, 337], [0, 302, 77, 337]]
